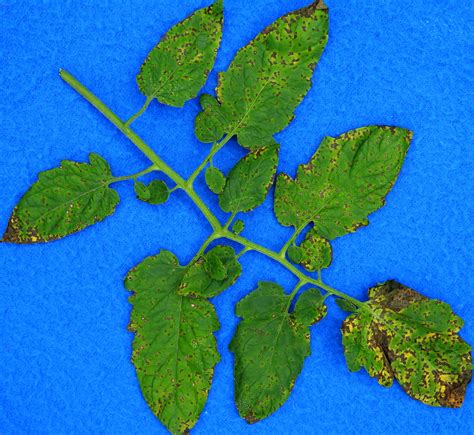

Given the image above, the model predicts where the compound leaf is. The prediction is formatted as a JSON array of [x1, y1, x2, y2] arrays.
[[274, 126, 413, 239], [137, 0, 223, 107], [179, 245, 241, 298], [205, 166, 226, 194], [134, 180, 169, 205], [2, 153, 119, 243], [125, 250, 220, 434], [230, 282, 326, 423], [219, 144, 279, 213], [341, 280, 472, 408], [195, 1, 329, 149]]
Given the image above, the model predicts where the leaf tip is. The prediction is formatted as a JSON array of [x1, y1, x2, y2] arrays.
[[1, 213, 32, 244], [243, 411, 260, 425], [314, 0, 329, 12], [299, 0, 329, 16], [213, 0, 224, 12], [440, 370, 472, 408]]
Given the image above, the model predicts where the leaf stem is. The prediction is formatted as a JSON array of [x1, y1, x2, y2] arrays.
[[60, 69, 221, 232], [223, 211, 238, 231], [187, 232, 217, 266], [110, 164, 157, 183], [278, 220, 311, 258], [186, 135, 233, 187], [187, 142, 215, 186], [220, 229, 363, 308], [283, 280, 305, 311], [236, 246, 251, 258], [290, 280, 304, 298], [278, 227, 299, 258], [124, 96, 153, 126]]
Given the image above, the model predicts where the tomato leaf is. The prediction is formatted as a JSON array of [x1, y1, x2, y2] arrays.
[[2, 153, 119, 243], [341, 280, 472, 408], [219, 144, 279, 213], [195, 1, 329, 149], [137, 0, 223, 107], [125, 250, 220, 433], [230, 282, 326, 423], [205, 166, 226, 194], [275, 126, 412, 239]]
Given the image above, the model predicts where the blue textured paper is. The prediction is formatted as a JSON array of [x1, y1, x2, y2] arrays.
[[1, 1, 473, 433]]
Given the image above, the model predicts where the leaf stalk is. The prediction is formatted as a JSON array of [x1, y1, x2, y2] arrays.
[[124, 96, 153, 126], [110, 164, 157, 183], [60, 69, 221, 232]]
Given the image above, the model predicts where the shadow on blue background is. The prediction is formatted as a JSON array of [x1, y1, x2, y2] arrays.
[[1, 1, 473, 433]]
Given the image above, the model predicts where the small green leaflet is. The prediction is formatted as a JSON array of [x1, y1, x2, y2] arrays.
[[341, 280, 472, 407], [134, 180, 169, 205], [232, 219, 245, 235], [294, 287, 327, 326], [195, 1, 329, 149], [136, 0, 223, 107], [178, 245, 241, 298], [287, 245, 304, 264], [125, 250, 220, 434], [2, 153, 119, 243], [230, 283, 326, 423], [293, 228, 332, 272], [204, 249, 227, 280], [205, 166, 226, 194], [274, 126, 413, 239], [219, 144, 279, 213]]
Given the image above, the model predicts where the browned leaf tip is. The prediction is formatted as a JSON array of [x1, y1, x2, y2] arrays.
[[1, 213, 47, 244], [244, 411, 260, 425]]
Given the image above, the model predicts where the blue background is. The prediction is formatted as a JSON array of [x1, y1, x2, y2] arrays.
[[1, 0, 473, 433]]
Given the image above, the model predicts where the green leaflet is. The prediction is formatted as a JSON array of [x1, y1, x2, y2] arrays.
[[232, 219, 245, 235], [205, 166, 226, 194], [136, 0, 223, 107], [219, 144, 279, 213], [289, 228, 332, 271], [299, 229, 331, 271], [125, 250, 220, 434], [2, 153, 119, 243], [341, 280, 472, 408], [134, 180, 169, 205], [230, 282, 327, 423], [287, 245, 304, 264], [179, 245, 242, 298], [293, 288, 327, 326], [274, 126, 413, 239], [195, 1, 329, 149]]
